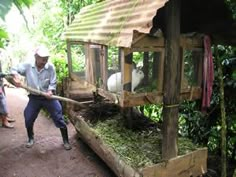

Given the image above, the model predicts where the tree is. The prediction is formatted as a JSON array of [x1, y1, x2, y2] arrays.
[[0, 0, 32, 48]]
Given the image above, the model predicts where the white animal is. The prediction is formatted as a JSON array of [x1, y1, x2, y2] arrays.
[[107, 69, 144, 92]]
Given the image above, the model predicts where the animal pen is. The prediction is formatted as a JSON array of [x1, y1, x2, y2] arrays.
[[62, 0, 236, 176]]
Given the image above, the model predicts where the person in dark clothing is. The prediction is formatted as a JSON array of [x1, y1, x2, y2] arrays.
[[11, 45, 71, 150]]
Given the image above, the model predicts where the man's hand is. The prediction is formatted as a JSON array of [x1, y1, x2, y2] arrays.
[[45, 90, 53, 99], [12, 75, 22, 87]]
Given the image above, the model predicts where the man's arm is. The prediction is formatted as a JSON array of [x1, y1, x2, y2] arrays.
[[10, 63, 28, 87]]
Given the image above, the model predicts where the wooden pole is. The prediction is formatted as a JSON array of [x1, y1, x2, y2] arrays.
[[20, 84, 88, 108], [162, 0, 181, 159], [4, 75, 88, 108]]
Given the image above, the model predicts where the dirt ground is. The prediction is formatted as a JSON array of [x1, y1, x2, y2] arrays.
[[0, 87, 117, 177]]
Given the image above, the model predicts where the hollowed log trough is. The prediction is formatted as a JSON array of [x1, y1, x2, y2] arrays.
[[69, 109, 208, 177]]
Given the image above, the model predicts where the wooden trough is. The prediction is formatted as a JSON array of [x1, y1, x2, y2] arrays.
[[68, 108, 207, 177]]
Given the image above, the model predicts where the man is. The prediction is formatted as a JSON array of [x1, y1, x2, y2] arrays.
[[11, 45, 71, 150]]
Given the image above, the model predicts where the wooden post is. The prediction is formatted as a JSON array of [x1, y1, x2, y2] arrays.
[[122, 50, 132, 92], [162, 0, 181, 159], [121, 49, 133, 128], [99, 45, 108, 90], [143, 52, 149, 86], [66, 42, 72, 78]]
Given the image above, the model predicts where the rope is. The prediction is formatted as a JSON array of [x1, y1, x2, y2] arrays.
[[163, 103, 179, 108]]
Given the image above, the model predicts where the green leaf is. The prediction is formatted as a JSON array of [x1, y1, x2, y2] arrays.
[[232, 70, 236, 80], [0, 28, 8, 39], [0, 0, 14, 20]]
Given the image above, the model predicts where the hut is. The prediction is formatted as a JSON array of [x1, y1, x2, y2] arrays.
[[62, 0, 236, 176]]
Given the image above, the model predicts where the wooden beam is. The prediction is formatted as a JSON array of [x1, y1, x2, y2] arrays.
[[98, 87, 201, 108]]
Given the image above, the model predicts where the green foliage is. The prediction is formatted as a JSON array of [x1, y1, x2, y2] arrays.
[[0, 0, 32, 48], [0, 0, 14, 20], [179, 45, 236, 162], [183, 50, 195, 85], [107, 46, 119, 70], [51, 57, 68, 84], [138, 104, 163, 123], [226, 0, 236, 19], [0, 28, 8, 48], [59, 0, 103, 25], [70, 44, 85, 72], [178, 101, 209, 144]]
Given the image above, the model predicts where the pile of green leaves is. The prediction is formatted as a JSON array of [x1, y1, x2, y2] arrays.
[[92, 115, 201, 169]]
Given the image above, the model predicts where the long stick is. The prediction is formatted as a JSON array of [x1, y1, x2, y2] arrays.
[[4, 75, 90, 108], [20, 84, 89, 108]]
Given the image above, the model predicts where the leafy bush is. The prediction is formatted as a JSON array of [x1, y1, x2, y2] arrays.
[[51, 57, 68, 84]]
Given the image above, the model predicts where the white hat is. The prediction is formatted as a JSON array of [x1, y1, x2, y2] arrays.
[[35, 45, 50, 57]]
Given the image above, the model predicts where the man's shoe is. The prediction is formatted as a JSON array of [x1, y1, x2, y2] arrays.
[[60, 128, 72, 150], [63, 142, 72, 150], [26, 139, 34, 148], [26, 127, 34, 148]]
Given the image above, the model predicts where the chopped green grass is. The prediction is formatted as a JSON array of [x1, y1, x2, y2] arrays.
[[92, 115, 201, 168]]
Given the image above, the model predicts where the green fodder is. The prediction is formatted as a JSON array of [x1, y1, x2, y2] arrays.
[[93, 115, 201, 169]]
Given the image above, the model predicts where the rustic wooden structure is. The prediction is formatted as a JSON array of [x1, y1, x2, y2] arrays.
[[62, 0, 236, 176], [63, 6, 205, 107]]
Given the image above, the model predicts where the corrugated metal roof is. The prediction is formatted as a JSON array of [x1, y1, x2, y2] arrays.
[[62, 0, 167, 48]]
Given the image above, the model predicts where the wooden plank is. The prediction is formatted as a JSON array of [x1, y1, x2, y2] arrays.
[[132, 32, 146, 45], [141, 148, 208, 177], [98, 87, 201, 107], [132, 34, 202, 50], [128, 47, 165, 53], [132, 36, 165, 48], [180, 35, 203, 49]]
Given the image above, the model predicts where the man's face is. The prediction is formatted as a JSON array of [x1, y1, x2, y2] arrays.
[[35, 54, 49, 69]]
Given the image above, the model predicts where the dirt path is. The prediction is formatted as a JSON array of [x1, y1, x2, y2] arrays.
[[0, 87, 116, 177]]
